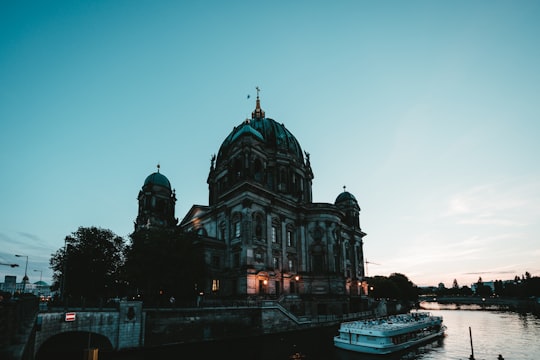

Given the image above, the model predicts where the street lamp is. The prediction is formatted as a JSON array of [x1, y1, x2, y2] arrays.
[[15, 254, 29, 293], [0, 262, 19, 268], [34, 269, 43, 282], [34, 269, 43, 297], [61, 239, 70, 304]]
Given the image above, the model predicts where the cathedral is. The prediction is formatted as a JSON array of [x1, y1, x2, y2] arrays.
[[134, 91, 368, 313]]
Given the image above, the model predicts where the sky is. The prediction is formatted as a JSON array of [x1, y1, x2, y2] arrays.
[[1, 0, 539, 289]]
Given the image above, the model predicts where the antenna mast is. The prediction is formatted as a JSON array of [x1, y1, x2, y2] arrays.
[[365, 258, 381, 277]]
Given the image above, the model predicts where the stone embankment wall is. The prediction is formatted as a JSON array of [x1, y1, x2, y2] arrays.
[[144, 307, 264, 346], [143, 303, 374, 348]]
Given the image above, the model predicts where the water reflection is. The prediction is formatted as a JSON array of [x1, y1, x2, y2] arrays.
[[333, 338, 444, 360], [289, 352, 307, 360]]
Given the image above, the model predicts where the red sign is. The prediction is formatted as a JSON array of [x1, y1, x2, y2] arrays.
[[65, 312, 76, 322]]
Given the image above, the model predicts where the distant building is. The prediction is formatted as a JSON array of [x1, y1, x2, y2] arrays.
[[471, 281, 496, 294], [1, 275, 17, 295], [470, 279, 516, 295], [0, 275, 51, 298], [133, 94, 368, 313]]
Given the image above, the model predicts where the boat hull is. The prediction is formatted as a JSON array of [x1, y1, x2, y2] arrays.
[[333, 326, 446, 355]]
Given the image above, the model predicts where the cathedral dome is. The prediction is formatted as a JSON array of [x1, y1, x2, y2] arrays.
[[217, 118, 303, 163], [207, 90, 314, 206], [216, 96, 304, 164], [143, 170, 171, 189]]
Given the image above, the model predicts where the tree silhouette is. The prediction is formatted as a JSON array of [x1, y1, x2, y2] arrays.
[[50, 226, 126, 306], [368, 273, 418, 301], [124, 228, 206, 305]]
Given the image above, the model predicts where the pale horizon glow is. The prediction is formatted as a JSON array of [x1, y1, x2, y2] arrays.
[[1, 1, 539, 289]]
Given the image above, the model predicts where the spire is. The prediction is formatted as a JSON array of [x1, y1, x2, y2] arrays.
[[157, 163, 160, 173], [251, 86, 265, 119]]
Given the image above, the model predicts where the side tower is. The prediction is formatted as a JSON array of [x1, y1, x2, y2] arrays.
[[335, 188, 366, 298], [135, 165, 178, 231]]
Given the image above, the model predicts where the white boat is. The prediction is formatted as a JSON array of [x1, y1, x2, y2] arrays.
[[333, 311, 446, 355]]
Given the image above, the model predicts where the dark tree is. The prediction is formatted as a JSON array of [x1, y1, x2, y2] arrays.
[[459, 285, 473, 296], [494, 280, 504, 295], [388, 273, 419, 301], [124, 228, 206, 305], [475, 277, 493, 297], [523, 274, 540, 297], [50, 226, 126, 306], [369, 276, 400, 299], [368, 273, 419, 302]]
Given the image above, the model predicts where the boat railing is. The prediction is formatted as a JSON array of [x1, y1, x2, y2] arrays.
[[339, 311, 442, 331]]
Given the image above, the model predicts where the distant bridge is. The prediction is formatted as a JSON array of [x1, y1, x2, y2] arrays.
[[419, 296, 531, 310]]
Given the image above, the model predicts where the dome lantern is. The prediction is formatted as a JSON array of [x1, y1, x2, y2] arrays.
[[251, 86, 265, 120]]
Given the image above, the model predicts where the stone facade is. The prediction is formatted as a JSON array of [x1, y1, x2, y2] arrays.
[[134, 93, 369, 315]]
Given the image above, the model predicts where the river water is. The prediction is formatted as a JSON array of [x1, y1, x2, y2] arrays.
[[107, 307, 540, 360]]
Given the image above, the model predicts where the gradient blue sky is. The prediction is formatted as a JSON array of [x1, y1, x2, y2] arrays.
[[1, 1, 539, 288]]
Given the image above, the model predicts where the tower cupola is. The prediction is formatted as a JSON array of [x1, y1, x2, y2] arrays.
[[135, 164, 178, 231]]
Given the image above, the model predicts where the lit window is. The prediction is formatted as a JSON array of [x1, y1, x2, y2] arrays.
[[235, 221, 241, 238], [287, 231, 293, 247], [212, 279, 220, 292]]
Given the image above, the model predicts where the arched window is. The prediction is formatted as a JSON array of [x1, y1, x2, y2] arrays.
[[286, 224, 295, 247], [266, 166, 275, 190], [271, 218, 281, 244], [253, 159, 263, 183], [232, 157, 242, 181], [311, 243, 325, 274], [279, 167, 287, 192], [235, 221, 241, 238], [232, 213, 242, 239], [254, 213, 264, 239], [287, 257, 296, 272], [219, 222, 226, 241]]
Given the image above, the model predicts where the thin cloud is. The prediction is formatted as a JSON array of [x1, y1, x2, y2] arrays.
[[464, 271, 515, 275], [443, 178, 540, 227], [18, 232, 41, 242]]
